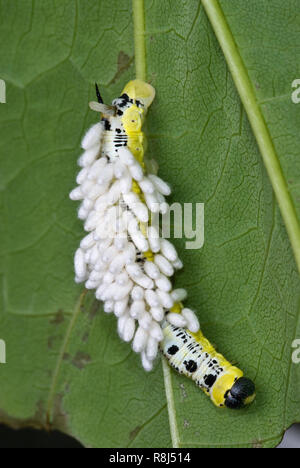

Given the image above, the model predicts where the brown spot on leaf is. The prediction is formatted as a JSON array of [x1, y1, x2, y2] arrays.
[[48, 334, 63, 349], [0, 396, 70, 435], [48, 336, 55, 349], [118, 51, 131, 70], [50, 310, 64, 325], [88, 299, 101, 321], [50, 394, 69, 433], [109, 51, 133, 85], [129, 425, 141, 440], [82, 331, 89, 342], [72, 351, 91, 370], [0, 400, 45, 431], [63, 353, 70, 361], [252, 439, 263, 448]]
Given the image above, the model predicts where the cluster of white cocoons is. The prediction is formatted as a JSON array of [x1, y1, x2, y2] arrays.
[[70, 121, 200, 371]]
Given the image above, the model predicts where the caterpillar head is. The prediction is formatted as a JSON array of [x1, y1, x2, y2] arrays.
[[211, 368, 256, 409], [89, 80, 155, 132], [115, 79, 155, 112], [224, 377, 256, 409]]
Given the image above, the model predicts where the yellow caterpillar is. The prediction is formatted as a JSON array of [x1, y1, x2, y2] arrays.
[[162, 322, 255, 408], [70, 79, 256, 409]]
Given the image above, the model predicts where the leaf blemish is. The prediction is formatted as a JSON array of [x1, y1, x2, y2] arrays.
[[109, 51, 134, 85], [252, 439, 263, 449], [180, 383, 187, 400], [130, 425, 141, 440], [71, 351, 91, 370], [0, 400, 45, 431], [82, 331, 89, 342], [50, 310, 65, 325], [63, 352, 70, 361], [47, 336, 56, 349], [118, 51, 131, 71], [183, 419, 190, 429], [49, 394, 69, 433], [88, 300, 101, 321]]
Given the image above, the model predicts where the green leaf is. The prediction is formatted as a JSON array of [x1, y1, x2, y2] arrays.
[[0, 0, 299, 448]]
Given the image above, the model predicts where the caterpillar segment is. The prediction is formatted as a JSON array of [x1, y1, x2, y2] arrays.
[[70, 79, 256, 409]]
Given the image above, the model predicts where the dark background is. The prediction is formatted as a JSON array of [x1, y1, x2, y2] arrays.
[[0, 424, 83, 448]]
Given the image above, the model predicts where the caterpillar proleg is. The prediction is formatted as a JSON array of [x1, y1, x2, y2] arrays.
[[70, 80, 256, 409]]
